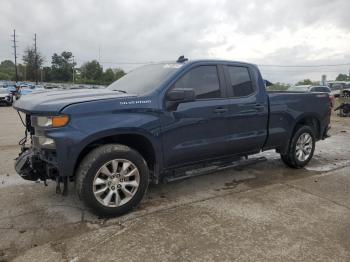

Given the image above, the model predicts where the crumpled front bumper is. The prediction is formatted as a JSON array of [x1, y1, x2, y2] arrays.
[[15, 149, 37, 181], [14, 148, 49, 181]]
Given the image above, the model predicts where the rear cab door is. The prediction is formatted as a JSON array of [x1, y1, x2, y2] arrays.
[[222, 63, 269, 155]]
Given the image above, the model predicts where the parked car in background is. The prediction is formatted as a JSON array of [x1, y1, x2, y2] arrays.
[[0, 87, 13, 106], [5, 84, 17, 95], [328, 82, 350, 98], [288, 85, 335, 108], [18, 84, 45, 97], [288, 85, 330, 92], [0, 83, 18, 97]]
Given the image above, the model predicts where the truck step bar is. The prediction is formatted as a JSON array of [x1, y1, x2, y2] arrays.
[[163, 156, 267, 183]]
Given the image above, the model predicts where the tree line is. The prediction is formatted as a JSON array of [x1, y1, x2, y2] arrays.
[[0, 47, 125, 85], [1, 47, 349, 86]]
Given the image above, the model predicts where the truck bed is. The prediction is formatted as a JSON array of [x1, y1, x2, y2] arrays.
[[264, 91, 330, 152]]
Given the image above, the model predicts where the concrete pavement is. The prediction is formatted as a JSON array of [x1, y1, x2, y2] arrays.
[[11, 167, 350, 262]]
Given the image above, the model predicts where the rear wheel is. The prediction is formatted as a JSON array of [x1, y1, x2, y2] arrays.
[[280, 125, 315, 168], [76, 144, 149, 217]]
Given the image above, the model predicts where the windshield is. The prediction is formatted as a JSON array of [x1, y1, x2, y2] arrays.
[[108, 63, 182, 95], [288, 85, 310, 92]]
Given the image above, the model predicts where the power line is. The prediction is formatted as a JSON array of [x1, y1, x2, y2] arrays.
[[79, 59, 350, 68], [257, 63, 350, 68], [260, 68, 349, 73], [88, 61, 153, 65]]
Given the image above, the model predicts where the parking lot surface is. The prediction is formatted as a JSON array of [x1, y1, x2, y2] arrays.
[[0, 106, 350, 261]]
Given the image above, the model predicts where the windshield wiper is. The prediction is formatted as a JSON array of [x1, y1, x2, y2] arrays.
[[112, 89, 127, 93]]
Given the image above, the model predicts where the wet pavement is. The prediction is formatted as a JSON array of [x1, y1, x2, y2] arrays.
[[0, 106, 349, 261]]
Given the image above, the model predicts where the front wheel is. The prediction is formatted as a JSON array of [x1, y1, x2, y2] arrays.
[[280, 125, 315, 168], [76, 144, 149, 217]]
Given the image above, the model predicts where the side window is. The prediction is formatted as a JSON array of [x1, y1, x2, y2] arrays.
[[227, 66, 254, 97], [174, 66, 221, 99]]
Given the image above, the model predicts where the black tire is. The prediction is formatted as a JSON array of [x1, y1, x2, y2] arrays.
[[280, 125, 316, 168], [76, 144, 149, 217]]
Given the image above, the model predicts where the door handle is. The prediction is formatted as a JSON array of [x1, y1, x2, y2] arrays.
[[213, 107, 228, 114], [254, 104, 265, 110]]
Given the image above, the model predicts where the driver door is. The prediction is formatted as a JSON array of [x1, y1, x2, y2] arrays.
[[161, 64, 232, 168]]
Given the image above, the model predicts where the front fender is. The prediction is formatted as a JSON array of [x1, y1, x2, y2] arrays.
[[46, 111, 162, 178]]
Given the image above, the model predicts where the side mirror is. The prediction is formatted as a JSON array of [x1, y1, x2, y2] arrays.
[[166, 88, 195, 111], [166, 88, 195, 102]]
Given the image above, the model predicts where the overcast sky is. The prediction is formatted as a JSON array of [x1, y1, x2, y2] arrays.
[[1, 0, 350, 83]]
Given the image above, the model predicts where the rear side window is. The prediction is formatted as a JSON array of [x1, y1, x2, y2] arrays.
[[227, 66, 254, 97], [174, 66, 221, 99]]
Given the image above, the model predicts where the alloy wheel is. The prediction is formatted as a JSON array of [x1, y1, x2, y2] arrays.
[[92, 159, 140, 207]]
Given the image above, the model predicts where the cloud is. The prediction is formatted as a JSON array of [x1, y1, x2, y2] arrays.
[[0, 0, 349, 83]]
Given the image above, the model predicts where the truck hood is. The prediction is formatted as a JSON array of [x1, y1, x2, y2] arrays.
[[13, 88, 134, 114]]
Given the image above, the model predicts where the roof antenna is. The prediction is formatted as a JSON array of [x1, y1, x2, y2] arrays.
[[177, 55, 188, 63]]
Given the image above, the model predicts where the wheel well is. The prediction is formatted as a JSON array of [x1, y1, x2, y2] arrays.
[[294, 116, 321, 139], [74, 134, 156, 177]]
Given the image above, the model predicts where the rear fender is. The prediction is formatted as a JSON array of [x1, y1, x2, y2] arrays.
[[280, 113, 322, 154]]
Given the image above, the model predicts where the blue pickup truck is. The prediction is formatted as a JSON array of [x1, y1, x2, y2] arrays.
[[14, 58, 331, 216]]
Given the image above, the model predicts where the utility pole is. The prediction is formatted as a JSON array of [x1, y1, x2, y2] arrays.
[[72, 55, 75, 84], [321, 75, 327, 86], [34, 33, 38, 84], [11, 29, 19, 83]]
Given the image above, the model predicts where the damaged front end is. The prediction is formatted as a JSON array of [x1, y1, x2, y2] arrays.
[[14, 112, 67, 194]]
